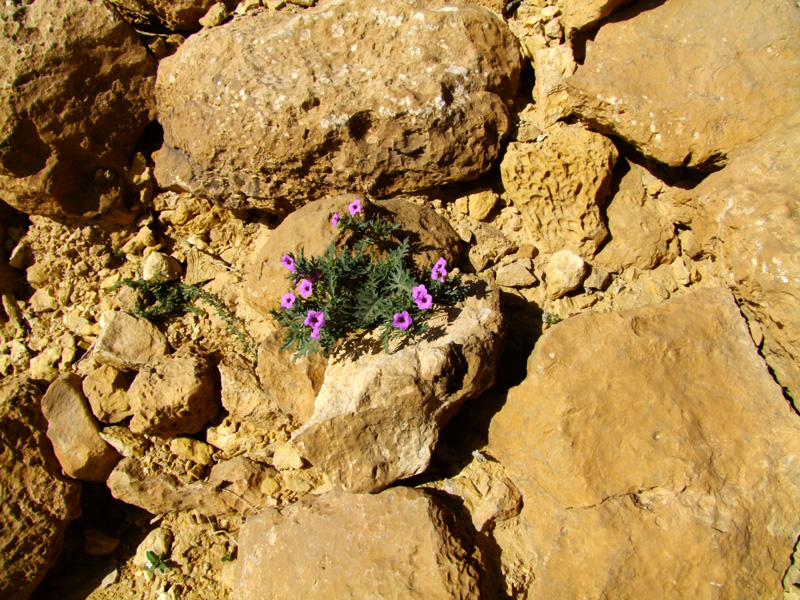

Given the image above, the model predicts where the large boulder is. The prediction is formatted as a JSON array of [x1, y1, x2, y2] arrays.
[[0, 0, 156, 216], [292, 291, 505, 493], [40, 375, 121, 482], [105, 0, 237, 31], [236, 487, 485, 599], [500, 123, 617, 258], [0, 377, 81, 600], [488, 288, 800, 599], [564, 0, 800, 169], [153, 0, 521, 211], [244, 195, 462, 317], [691, 109, 800, 404]]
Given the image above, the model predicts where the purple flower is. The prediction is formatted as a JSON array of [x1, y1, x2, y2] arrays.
[[348, 198, 362, 216], [331, 212, 340, 227], [415, 292, 433, 310], [304, 310, 326, 329], [280, 293, 295, 309], [310, 327, 322, 339], [297, 279, 313, 298], [412, 284, 428, 300], [393, 311, 412, 331], [280, 254, 296, 272], [431, 257, 447, 282]]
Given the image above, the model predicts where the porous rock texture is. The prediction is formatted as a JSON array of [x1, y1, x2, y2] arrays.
[[93, 310, 170, 372], [153, 0, 521, 211], [500, 122, 617, 258], [128, 349, 219, 437], [236, 487, 485, 600], [0, 0, 156, 217], [106, 0, 237, 31], [292, 290, 505, 493], [0, 377, 81, 600], [691, 109, 800, 405], [564, 0, 800, 169], [488, 288, 800, 599], [40, 374, 121, 482], [245, 195, 461, 317], [555, 0, 631, 31]]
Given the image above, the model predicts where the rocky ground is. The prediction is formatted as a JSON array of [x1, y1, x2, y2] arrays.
[[2, 0, 800, 599]]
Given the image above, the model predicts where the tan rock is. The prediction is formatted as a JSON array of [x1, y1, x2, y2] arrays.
[[199, 2, 229, 27], [105, 0, 237, 31], [169, 437, 214, 466], [533, 44, 577, 126], [488, 288, 800, 598], [235, 488, 485, 599], [292, 292, 505, 493], [141, 251, 182, 282], [94, 311, 170, 372], [98, 426, 150, 458], [128, 349, 218, 437], [594, 160, 678, 273], [153, 0, 520, 211], [467, 189, 499, 221], [0, 377, 81, 600], [495, 258, 537, 288], [500, 123, 617, 258], [244, 195, 461, 317], [0, 0, 155, 217], [221, 352, 290, 429], [691, 109, 800, 403], [271, 442, 304, 471], [554, 0, 631, 31], [40, 375, 121, 482], [82, 364, 133, 424], [207, 456, 279, 514], [564, 0, 800, 169], [541, 250, 587, 299]]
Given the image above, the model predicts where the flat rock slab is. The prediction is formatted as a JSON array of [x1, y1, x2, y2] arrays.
[[293, 292, 505, 493], [94, 311, 170, 372], [0, 0, 155, 216], [236, 487, 485, 599], [0, 377, 81, 600], [154, 0, 521, 211], [488, 287, 800, 598], [564, 0, 800, 169]]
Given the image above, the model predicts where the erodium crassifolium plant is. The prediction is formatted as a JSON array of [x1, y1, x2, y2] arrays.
[[269, 198, 470, 359]]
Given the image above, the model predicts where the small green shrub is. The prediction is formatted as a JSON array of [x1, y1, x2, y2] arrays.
[[145, 551, 170, 573], [270, 199, 469, 358]]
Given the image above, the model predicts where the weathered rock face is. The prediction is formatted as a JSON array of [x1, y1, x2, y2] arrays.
[[564, 0, 800, 169], [220, 352, 292, 429], [488, 288, 800, 599], [555, 0, 631, 31], [82, 364, 133, 424], [105, 0, 236, 31], [500, 123, 617, 258], [128, 350, 219, 437], [244, 195, 462, 317], [236, 487, 485, 600], [691, 109, 800, 404], [293, 290, 505, 493], [94, 311, 170, 372], [0, 377, 81, 600], [40, 375, 121, 482], [153, 0, 521, 211], [0, 0, 156, 216], [594, 159, 678, 273]]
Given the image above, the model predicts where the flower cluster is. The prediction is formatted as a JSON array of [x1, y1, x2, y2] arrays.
[[269, 201, 469, 358]]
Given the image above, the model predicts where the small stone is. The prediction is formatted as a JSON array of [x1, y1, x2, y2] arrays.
[[496, 259, 537, 288], [83, 527, 120, 556], [287, 0, 315, 6], [271, 442, 304, 471], [30, 288, 58, 313], [141, 252, 182, 282], [280, 471, 314, 494], [94, 311, 170, 372], [542, 250, 588, 300], [678, 229, 702, 259], [26, 263, 50, 288], [199, 2, 230, 27], [134, 528, 173, 568], [98, 426, 150, 458], [260, 475, 281, 496], [671, 256, 691, 286], [82, 365, 133, 424], [170, 437, 214, 466], [98, 568, 119, 590], [121, 227, 158, 255], [454, 196, 469, 215], [467, 190, 499, 221], [584, 264, 612, 292]]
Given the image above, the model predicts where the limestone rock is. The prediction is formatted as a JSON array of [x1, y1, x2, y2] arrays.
[[533, 44, 577, 126], [236, 487, 485, 599], [554, 0, 631, 31], [500, 123, 617, 258], [254, 331, 327, 424], [98, 426, 150, 458], [82, 364, 133, 424], [691, 109, 800, 404], [594, 160, 678, 273], [133, 528, 172, 568], [199, 2, 230, 27], [141, 252, 182, 283], [94, 311, 170, 372], [220, 352, 290, 429], [0, 0, 156, 216], [128, 349, 218, 437], [245, 195, 461, 317], [105, 0, 237, 31], [495, 258, 536, 288], [153, 0, 521, 211], [0, 377, 81, 600], [541, 250, 587, 299], [466, 189, 499, 221], [488, 288, 800, 599], [564, 0, 800, 169], [292, 291, 505, 493], [40, 375, 121, 482]]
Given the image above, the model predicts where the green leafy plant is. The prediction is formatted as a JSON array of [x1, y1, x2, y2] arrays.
[[270, 199, 470, 358], [145, 550, 170, 573], [112, 278, 256, 358]]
